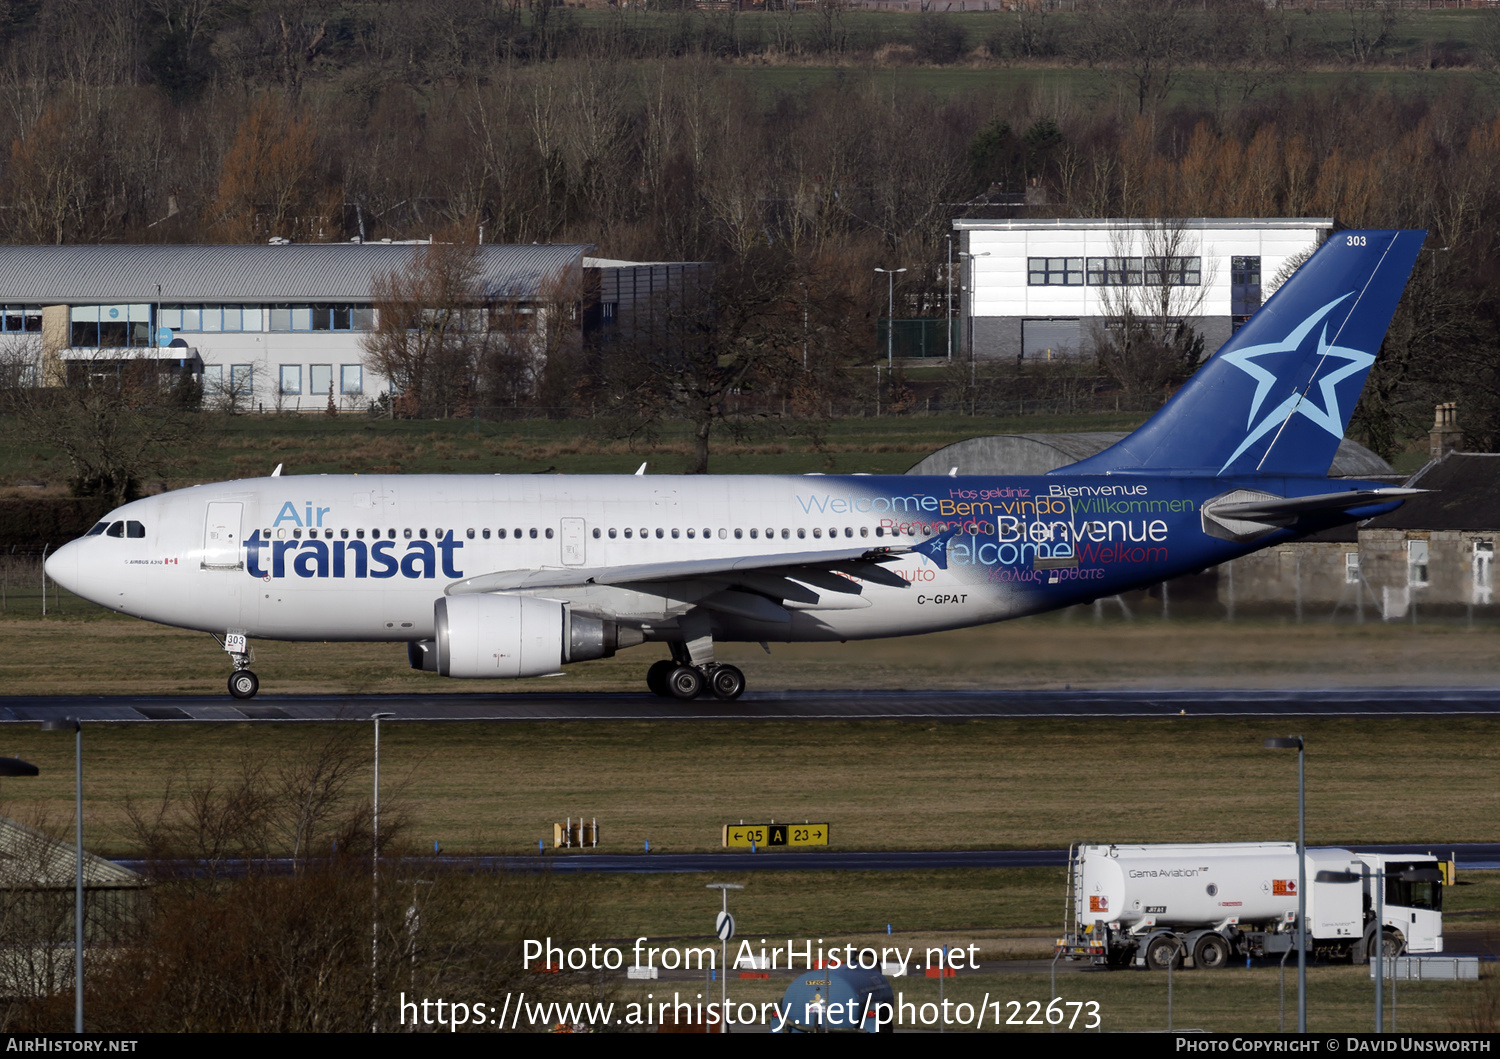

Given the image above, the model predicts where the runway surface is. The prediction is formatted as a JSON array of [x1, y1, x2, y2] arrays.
[[111, 844, 1500, 877], [4, 685, 1500, 723]]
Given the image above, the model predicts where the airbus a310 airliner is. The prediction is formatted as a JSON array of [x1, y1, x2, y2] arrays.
[[46, 230, 1426, 701]]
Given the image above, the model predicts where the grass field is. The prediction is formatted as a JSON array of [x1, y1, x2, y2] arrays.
[[0, 408, 1162, 491], [2, 710, 1497, 857]]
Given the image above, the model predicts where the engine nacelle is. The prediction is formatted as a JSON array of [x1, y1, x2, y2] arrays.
[[427, 595, 639, 679]]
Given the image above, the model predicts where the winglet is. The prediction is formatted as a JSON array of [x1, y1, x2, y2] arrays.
[[635, 462, 647, 476], [910, 526, 962, 570], [271, 463, 283, 477]]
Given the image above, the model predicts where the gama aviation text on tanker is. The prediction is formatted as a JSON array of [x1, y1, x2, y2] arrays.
[[46, 230, 1429, 701]]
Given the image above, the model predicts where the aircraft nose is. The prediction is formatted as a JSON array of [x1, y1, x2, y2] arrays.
[[44, 540, 81, 596]]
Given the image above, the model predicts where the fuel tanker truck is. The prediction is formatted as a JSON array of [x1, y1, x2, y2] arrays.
[[1056, 843, 1444, 970]]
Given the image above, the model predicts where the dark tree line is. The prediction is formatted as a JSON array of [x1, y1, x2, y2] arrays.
[[0, 0, 1497, 461]]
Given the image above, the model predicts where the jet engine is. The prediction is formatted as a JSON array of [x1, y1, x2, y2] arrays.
[[413, 595, 639, 679]]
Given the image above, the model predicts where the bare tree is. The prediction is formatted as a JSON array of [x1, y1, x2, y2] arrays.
[[1091, 222, 1211, 395], [0, 337, 206, 505]]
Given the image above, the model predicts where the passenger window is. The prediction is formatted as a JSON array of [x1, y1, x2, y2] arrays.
[[482, 529, 491, 539], [86, 522, 108, 536], [609, 528, 617, 539], [126, 521, 146, 538], [860, 527, 868, 538], [686, 528, 695, 539], [734, 529, 743, 539], [750, 529, 758, 539], [798, 528, 806, 539], [419, 528, 428, 539], [356, 529, 365, 539], [497, 529, 507, 539], [875, 527, 884, 538], [671, 528, 680, 539], [813, 528, 822, 538], [624, 528, 633, 539], [655, 528, 664, 539], [781, 529, 789, 539], [106, 521, 124, 538], [293, 528, 302, 539], [529, 528, 537, 539], [466, 528, 475, 539], [592, 528, 601, 539], [515, 528, 522, 539], [545, 528, 553, 539], [403, 528, 412, 539], [324, 529, 333, 539]]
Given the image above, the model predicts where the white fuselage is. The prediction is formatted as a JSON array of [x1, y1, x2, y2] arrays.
[[45, 474, 1029, 646]]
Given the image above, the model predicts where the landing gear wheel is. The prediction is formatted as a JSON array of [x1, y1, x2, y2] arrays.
[[666, 665, 704, 700], [1145, 935, 1182, 971], [228, 670, 259, 700], [709, 664, 746, 701], [1193, 933, 1231, 970], [646, 660, 675, 698]]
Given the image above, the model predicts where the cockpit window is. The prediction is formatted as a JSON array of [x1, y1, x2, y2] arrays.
[[126, 520, 145, 538], [105, 521, 124, 538], [86, 522, 108, 536]]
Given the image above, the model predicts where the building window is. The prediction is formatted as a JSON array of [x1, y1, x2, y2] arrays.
[[269, 305, 313, 331], [1232, 255, 1261, 317], [309, 364, 333, 398], [1473, 541, 1493, 605], [1086, 257, 1144, 286], [1344, 552, 1361, 585], [70, 304, 152, 348], [2, 305, 41, 332], [161, 304, 255, 334], [1027, 257, 1083, 286], [279, 364, 302, 395], [1406, 539, 1430, 587], [230, 363, 254, 395], [340, 364, 363, 395], [1144, 257, 1201, 286], [201, 363, 222, 390]]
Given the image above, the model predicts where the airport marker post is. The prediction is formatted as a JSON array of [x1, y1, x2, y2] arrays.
[[707, 883, 743, 1033]]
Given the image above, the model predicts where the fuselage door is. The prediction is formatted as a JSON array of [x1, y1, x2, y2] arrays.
[[203, 502, 243, 569], [560, 517, 586, 566]]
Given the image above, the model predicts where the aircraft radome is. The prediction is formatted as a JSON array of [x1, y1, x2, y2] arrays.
[[46, 230, 1427, 701]]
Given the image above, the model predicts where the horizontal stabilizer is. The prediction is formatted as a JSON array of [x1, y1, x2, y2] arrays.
[[1201, 487, 1422, 542]]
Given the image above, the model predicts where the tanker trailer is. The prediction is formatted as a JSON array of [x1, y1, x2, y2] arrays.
[[1055, 842, 1443, 970]]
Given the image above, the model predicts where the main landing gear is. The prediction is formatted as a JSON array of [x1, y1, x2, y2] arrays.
[[646, 659, 745, 701]]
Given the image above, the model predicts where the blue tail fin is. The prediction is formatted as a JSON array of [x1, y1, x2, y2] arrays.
[[1060, 229, 1425, 478]]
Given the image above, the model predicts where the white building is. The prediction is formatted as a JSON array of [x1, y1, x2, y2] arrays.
[[952, 218, 1334, 363], [0, 242, 591, 409]]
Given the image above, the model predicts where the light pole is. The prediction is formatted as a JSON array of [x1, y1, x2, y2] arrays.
[[958, 251, 990, 395], [874, 267, 907, 369], [706, 883, 743, 1034], [1265, 735, 1306, 1033], [946, 234, 954, 363], [371, 711, 395, 1032], [43, 718, 83, 1034]]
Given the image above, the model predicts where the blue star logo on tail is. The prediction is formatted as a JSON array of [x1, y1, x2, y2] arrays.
[[1216, 293, 1372, 474]]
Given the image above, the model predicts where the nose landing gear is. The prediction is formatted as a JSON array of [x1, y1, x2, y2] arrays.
[[220, 632, 259, 699]]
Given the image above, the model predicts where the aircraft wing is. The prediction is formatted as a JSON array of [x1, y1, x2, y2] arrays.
[[445, 540, 944, 597]]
